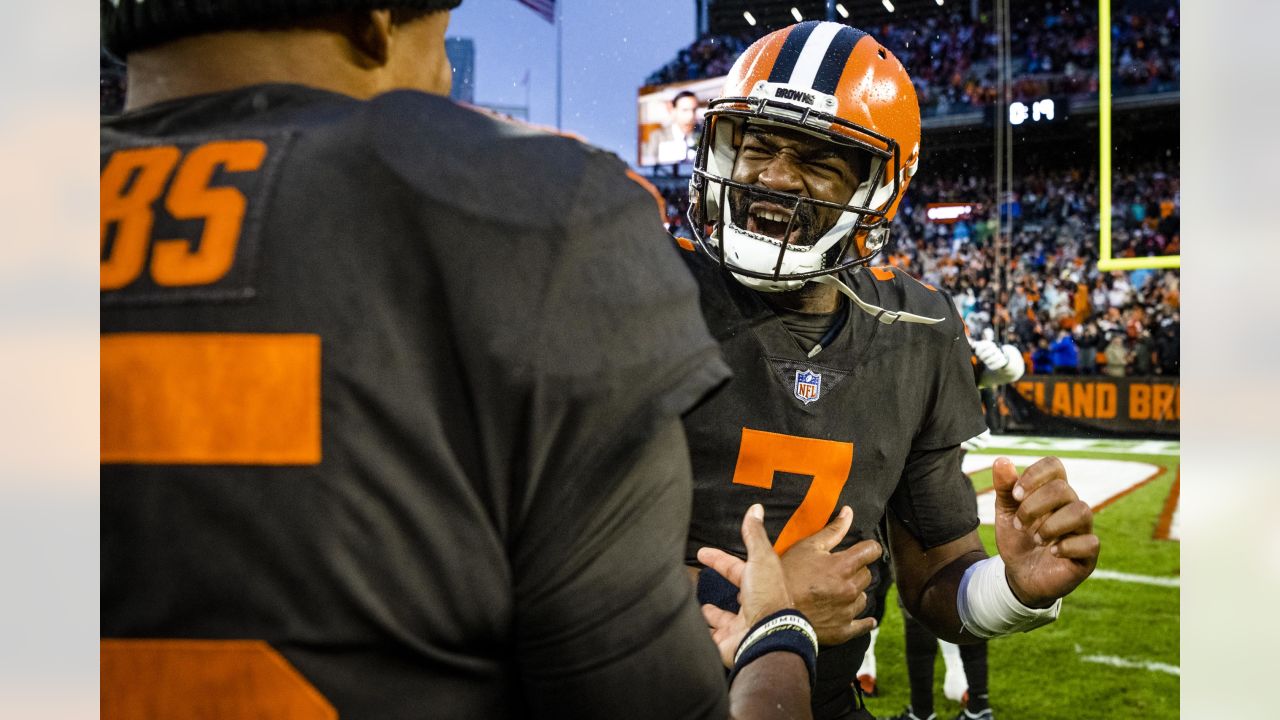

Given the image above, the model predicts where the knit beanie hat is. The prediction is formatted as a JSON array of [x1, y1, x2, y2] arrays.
[[102, 0, 464, 57]]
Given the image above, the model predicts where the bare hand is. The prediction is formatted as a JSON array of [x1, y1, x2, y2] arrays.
[[697, 504, 794, 668], [992, 457, 1100, 607], [779, 506, 882, 645]]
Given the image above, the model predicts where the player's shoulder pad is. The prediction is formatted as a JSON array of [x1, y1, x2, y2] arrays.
[[847, 265, 963, 333], [360, 91, 649, 229]]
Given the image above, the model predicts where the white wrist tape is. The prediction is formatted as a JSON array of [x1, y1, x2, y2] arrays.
[[956, 556, 1062, 639]]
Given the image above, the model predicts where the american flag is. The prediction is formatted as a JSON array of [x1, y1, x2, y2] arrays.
[[516, 0, 556, 23]]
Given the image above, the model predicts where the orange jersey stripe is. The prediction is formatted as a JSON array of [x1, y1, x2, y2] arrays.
[[101, 639, 336, 720], [101, 333, 321, 465]]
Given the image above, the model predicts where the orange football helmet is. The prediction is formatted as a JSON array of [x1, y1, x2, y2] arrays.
[[688, 21, 922, 292]]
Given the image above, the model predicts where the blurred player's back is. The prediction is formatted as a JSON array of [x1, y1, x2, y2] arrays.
[[101, 82, 732, 719]]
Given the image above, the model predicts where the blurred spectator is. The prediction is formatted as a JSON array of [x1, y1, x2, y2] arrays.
[[1050, 329, 1079, 374], [1077, 322, 1102, 375], [1132, 329, 1154, 376], [1103, 334, 1129, 377], [1031, 337, 1054, 375], [1152, 314, 1179, 375]]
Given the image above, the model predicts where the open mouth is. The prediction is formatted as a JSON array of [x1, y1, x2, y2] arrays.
[[746, 202, 803, 245]]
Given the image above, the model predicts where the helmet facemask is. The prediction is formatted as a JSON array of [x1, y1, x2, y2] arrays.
[[688, 95, 905, 292]]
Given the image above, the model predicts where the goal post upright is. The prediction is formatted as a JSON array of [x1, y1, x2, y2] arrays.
[[1097, 0, 1180, 272]]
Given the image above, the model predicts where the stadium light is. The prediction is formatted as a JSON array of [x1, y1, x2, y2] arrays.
[[791, 7, 804, 21], [836, 3, 849, 18], [882, 0, 895, 12], [743, 10, 757, 26], [936, 0, 945, 5]]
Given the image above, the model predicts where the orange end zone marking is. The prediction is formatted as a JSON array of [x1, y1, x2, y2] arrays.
[[101, 333, 321, 465], [1153, 465, 1180, 540], [1090, 465, 1165, 514]]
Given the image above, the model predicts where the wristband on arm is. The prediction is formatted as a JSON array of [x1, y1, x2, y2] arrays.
[[727, 610, 819, 689], [956, 555, 1062, 639]]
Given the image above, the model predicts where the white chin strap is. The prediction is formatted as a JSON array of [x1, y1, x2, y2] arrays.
[[812, 273, 945, 326], [720, 224, 811, 292]]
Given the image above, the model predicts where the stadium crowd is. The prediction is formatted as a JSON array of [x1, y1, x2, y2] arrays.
[[886, 163, 1180, 377], [644, 1, 1179, 117]]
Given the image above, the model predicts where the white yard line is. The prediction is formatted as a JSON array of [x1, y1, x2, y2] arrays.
[[1079, 653, 1180, 676], [1091, 569, 1180, 587]]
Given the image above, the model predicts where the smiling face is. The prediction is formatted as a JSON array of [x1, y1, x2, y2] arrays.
[[727, 125, 866, 248]]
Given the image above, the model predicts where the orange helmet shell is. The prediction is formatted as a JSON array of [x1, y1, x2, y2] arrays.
[[719, 21, 921, 224]]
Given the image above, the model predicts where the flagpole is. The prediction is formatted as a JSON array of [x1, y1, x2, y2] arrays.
[[555, 0, 562, 129]]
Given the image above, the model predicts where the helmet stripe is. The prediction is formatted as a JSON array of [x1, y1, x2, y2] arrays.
[[766, 21, 819, 84], [812, 26, 866, 94], [787, 22, 846, 92]]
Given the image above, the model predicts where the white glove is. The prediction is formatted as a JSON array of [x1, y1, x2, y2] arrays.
[[971, 339, 1007, 372], [973, 342, 1026, 388]]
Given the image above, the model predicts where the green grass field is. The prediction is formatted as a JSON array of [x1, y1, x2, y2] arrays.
[[862, 436, 1180, 720]]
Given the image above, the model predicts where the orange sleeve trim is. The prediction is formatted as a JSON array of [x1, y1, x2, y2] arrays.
[[625, 168, 667, 223], [868, 266, 896, 281], [101, 333, 321, 465]]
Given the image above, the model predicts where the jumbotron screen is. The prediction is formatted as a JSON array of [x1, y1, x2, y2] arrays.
[[635, 76, 726, 167]]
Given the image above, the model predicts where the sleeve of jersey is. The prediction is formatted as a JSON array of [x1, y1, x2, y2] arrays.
[[887, 444, 980, 549], [885, 293, 986, 548], [504, 157, 731, 717]]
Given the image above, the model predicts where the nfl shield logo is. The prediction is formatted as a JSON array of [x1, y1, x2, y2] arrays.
[[794, 369, 822, 405]]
